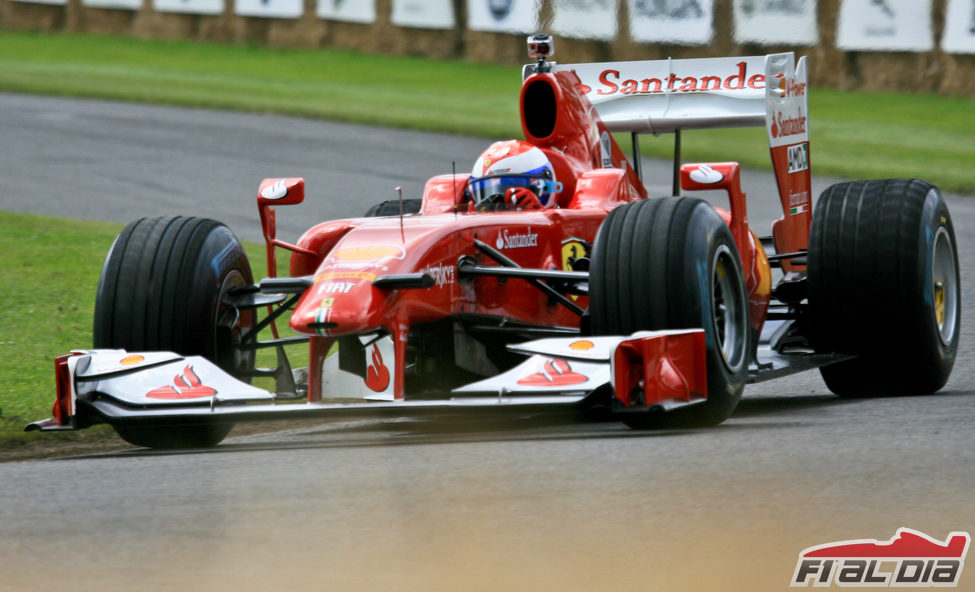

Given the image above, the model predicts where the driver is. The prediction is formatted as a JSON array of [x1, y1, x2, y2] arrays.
[[467, 140, 562, 211]]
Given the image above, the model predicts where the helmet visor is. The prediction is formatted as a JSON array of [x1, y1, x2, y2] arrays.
[[467, 174, 559, 209]]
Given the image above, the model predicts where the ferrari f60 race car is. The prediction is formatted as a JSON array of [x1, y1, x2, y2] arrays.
[[29, 36, 961, 448]]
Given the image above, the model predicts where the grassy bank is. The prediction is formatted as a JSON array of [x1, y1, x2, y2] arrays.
[[0, 212, 120, 450], [0, 32, 973, 194]]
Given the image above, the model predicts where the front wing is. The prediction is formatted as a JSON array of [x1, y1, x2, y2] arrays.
[[27, 331, 708, 433]]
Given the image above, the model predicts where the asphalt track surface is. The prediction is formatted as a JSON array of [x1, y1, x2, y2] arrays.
[[1, 93, 973, 591]]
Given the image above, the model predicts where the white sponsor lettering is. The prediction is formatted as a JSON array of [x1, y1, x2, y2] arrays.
[[318, 282, 355, 295], [422, 262, 456, 286], [789, 190, 809, 206], [496, 227, 539, 250]]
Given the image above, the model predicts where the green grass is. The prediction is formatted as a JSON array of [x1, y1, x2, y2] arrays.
[[1, 32, 973, 192], [0, 212, 119, 448], [0, 31, 523, 138]]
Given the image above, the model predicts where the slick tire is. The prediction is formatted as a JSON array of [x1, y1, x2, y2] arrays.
[[807, 179, 960, 397], [113, 423, 232, 450], [589, 198, 750, 428], [363, 199, 422, 217], [94, 216, 255, 448]]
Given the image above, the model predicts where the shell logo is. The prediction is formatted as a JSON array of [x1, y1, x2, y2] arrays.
[[120, 355, 145, 366], [315, 271, 377, 283], [329, 246, 405, 261], [569, 340, 595, 351]]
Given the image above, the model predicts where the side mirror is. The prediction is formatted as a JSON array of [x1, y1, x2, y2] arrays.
[[680, 162, 749, 257], [257, 178, 307, 278], [257, 177, 305, 207]]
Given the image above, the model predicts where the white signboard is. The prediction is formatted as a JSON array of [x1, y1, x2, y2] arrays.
[[317, 0, 376, 22], [836, 0, 933, 52], [628, 0, 715, 46], [942, 0, 975, 54], [468, 0, 538, 33], [392, 0, 455, 29], [551, 0, 618, 40], [235, 0, 302, 18], [81, 0, 141, 10], [154, 0, 222, 15], [733, 0, 818, 46]]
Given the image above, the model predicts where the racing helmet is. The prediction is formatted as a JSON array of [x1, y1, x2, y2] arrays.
[[467, 140, 561, 211]]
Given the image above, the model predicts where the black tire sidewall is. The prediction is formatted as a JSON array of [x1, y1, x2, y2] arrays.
[[908, 188, 959, 387], [808, 180, 960, 396], [590, 198, 749, 426], [677, 204, 749, 423]]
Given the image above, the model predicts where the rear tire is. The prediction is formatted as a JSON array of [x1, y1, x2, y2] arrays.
[[589, 198, 750, 428], [807, 179, 960, 397], [94, 216, 254, 448]]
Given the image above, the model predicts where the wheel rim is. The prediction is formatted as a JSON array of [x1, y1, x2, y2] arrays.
[[932, 226, 958, 347], [215, 269, 255, 376], [711, 245, 747, 372]]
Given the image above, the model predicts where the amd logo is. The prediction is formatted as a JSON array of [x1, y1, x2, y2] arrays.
[[787, 143, 809, 174]]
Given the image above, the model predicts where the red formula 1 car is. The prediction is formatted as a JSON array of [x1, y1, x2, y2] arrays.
[[29, 36, 960, 448]]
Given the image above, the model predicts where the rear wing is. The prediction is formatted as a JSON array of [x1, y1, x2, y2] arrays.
[[552, 53, 805, 135], [547, 52, 812, 260]]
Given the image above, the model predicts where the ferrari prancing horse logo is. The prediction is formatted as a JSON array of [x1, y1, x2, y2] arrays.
[[562, 238, 586, 301]]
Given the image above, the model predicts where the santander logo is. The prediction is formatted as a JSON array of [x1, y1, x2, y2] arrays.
[[517, 358, 588, 386], [496, 227, 539, 250], [771, 109, 807, 139], [689, 164, 724, 184], [584, 61, 766, 97], [364, 345, 390, 392], [146, 365, 217, 399], [260, 180, 288, 200]]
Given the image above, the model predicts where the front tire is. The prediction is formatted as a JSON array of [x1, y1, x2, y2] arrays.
[[94, 216, 254, 448], [113, 423, 233, 450], [807, 179, 960, 397], [589, 198, 750, 428]]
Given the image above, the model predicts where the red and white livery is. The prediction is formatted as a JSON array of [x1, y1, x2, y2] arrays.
[[29, 36, 959, 448]]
